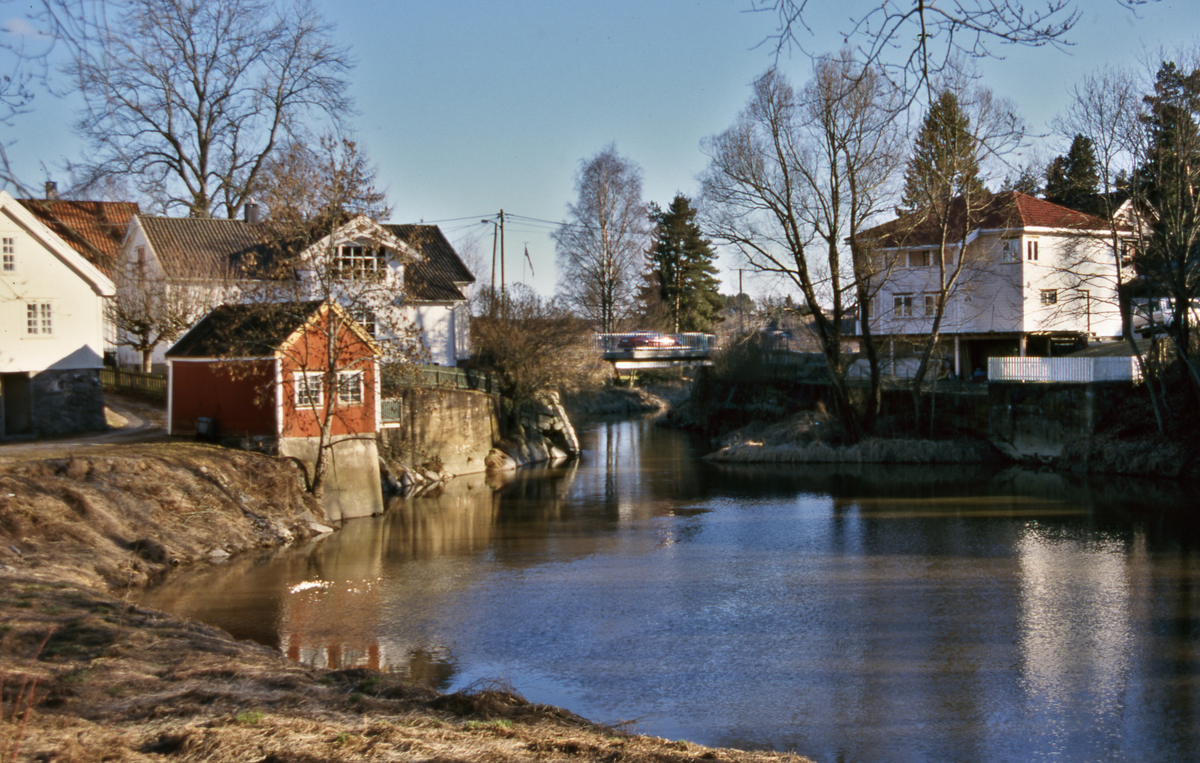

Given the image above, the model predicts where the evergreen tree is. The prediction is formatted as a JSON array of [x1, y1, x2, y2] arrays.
[[647, 194, 724, 333], [899, 90, 985, 214], [1044, 134, 1099, 200], [1000, 163, 1042, 196], [1135, 61, 1200, 354]]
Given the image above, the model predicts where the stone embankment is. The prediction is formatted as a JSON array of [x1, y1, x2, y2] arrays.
[[0, 443, 810, 763]]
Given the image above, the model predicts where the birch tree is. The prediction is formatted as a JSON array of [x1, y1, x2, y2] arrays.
[[553, 145, 650, 334]]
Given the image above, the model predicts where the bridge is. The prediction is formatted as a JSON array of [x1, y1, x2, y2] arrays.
[[596, 333, 718, 370]]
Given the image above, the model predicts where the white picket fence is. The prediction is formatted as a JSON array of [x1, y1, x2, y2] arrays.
[[988, 356, 1142, 383]]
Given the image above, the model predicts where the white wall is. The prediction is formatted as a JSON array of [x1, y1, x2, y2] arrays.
[[0, 203, 108, 373]]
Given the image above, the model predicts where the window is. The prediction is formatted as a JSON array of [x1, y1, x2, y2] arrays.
[[924, 294, 938, 316], [25, 303, 52, 335], [337, 245, 386, 279], [2, 237, 13, 271], [295, 372, 323, 408], [350, 308, 376, 338], [1001, 238, 1018, 259], [907, 251, 930, 267], [1040, 289, 1058, 305], [337, 371, 364, 405], [893, 294, 914, 317], [1026, 240, 1039, 261]]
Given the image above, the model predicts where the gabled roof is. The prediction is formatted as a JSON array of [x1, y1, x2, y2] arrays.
[[386, 224, 476, 302], [136, 215, 475, 302], [863, 191, 1111, 249], [136, 215, 276, 279], [17, 198, 139, 277], [167, 300, 333, 358], [0, 190, 115, 296]]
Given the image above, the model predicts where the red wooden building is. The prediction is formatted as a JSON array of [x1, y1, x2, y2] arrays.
[[166, 301, 379, 440]]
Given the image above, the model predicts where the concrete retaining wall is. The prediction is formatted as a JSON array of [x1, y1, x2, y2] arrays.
[[277, 435, 385, 522], [378, 387, 500, 477]]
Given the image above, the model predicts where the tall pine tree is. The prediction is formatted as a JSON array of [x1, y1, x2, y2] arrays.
[[647, 194, 723, 333], [899, 90, 985, 214], [1044, 134, 1099, 201]]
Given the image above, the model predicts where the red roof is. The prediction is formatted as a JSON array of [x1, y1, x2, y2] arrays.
[[17, 198, 139, 276], [862, 191, 1110, 249]]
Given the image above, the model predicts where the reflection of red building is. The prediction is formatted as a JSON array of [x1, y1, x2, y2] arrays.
[[166, 300, 378, 440]]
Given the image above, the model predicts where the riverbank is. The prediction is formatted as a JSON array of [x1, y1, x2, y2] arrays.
[[0, 445, 810, 763]]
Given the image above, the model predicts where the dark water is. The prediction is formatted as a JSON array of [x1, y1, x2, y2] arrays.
[[140, 419, 1200, 762]]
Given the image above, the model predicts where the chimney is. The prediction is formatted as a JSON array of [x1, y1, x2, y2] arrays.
[[45, 181, 58, 200], [244, 202, 261, 224]]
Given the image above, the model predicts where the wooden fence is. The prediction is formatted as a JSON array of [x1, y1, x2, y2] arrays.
[[988, 356, 1142, 383], [100, 367, 168, 398]]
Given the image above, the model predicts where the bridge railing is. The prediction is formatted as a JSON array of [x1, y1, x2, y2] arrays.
[[595, 332, 718, 353]]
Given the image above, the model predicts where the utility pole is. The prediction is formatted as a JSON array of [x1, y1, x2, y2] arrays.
[[499, 209, 507, 317]]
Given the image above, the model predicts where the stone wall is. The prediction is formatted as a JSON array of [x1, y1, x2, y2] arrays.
[[277, 435, 384, 522], [988, 381, 1129, 459], [15, 369, 105, 438]]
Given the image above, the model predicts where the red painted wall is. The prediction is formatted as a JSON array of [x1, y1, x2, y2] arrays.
[[279, 313, 378, 439], [170, 359, 276, 436]]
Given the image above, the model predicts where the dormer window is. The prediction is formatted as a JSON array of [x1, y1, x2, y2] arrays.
[[337, 244, 387, 279]]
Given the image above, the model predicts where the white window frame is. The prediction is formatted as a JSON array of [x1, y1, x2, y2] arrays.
[[907, 251, 930, 268], [2, 237, 14, 272], [25, 302, 52, 336], [923, 294, 938, 317], [1001, 238, 1019, 260], [1027, 239, 1039, 261], [337, 370, 364, 405], [295, 371, 324, 408], [337, 244, 386, 280], [894, 294, 914, 318], [350, 308, 376, 338], [1040, 289, 1058, 305]]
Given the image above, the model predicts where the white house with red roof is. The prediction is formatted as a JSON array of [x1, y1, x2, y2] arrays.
[[0, 190, 118, 438], [862, 191, 1123, 377]]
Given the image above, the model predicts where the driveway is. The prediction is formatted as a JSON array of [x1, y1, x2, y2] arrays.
[[0, 393, 169, 460]]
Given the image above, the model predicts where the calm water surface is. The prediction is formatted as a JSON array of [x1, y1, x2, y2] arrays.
[[141, 419, 1200, 762]]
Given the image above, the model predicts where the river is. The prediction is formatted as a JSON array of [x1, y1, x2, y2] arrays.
[[140, 418, 1200, 762]]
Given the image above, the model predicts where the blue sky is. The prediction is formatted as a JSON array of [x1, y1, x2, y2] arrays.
[[2, 0, 1198, 298]]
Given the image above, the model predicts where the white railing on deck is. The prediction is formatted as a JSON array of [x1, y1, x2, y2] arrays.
[[988, 356, 1142, 383]]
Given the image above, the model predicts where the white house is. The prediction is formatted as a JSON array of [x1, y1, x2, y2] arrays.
[[119, 210, 475, 372], [862, 191, 1123, 378], [0, 190, 116, 438]]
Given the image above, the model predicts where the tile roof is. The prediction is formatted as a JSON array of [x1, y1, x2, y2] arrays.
[[167, 300, 325, 358], [138, 215, 276, 279], [17, 199, 139, 277], [386, 224, 476, 302], [863, 191, 1111, 249]]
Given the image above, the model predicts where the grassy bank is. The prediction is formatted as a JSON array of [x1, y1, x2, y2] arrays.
[[0, 445, 810, 763]]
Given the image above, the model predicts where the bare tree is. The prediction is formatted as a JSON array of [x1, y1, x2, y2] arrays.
[[227, 137, 423, 496], [553, 145, 650, 334], [108, 250, 228, 372], [38, 0, 352, 218], [750, 0, 1154, 99], [472, 284, 606, 405], [1053, 64, 1171, 431], [701, 61, 904, 439]]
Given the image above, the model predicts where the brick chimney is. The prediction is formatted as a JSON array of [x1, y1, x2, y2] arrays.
[[244, 202, 262, 224]]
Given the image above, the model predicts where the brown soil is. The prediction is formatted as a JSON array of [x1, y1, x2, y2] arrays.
[[0, 444, 811, 763]]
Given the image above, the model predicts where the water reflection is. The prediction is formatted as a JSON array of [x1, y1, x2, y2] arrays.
[[140, 419, 1200, 762]]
